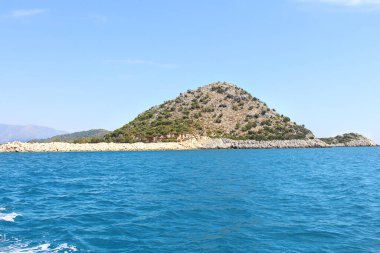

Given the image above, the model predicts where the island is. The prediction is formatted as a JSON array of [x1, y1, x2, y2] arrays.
[[0, 82, 377, 152]]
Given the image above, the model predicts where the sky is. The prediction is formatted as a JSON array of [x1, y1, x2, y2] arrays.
[[0, 0, 379, 142]]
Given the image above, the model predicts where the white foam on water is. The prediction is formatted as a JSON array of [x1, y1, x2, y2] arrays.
[[0, 207, 77, 252], [52, 243, 78, 252], [0, 212, 21, 222], [0, 243, 78, 253]]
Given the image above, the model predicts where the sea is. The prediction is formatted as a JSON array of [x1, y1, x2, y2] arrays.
[[0, 147, 379, 252]]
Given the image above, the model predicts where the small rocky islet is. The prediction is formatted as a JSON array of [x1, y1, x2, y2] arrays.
[[0, 82, 377, 152]]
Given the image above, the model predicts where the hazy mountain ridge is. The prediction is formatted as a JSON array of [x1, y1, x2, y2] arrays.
[[0, 124, 66, 144], [105, 82, 313, 143]]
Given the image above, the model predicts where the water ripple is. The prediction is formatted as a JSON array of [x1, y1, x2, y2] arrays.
[[0, 148, 379, 252]]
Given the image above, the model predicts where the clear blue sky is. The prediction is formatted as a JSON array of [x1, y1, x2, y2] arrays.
[[1, 0, 379, 142]]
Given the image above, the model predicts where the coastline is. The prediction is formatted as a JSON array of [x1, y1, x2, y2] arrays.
[[0, 137, 377, 153]]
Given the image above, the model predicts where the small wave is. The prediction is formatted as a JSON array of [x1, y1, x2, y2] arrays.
[[0, 243, 78, 253], [0, 211, 21, 222]]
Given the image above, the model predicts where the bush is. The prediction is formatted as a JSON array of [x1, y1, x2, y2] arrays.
[[202, 107, 214, 113], [191, 102, 200, 109], [242, 122, 257, 131], [261, 120, 272, 126], [211, 86, 226, 94], [225, 94, 233, 99], [193, 112, 202, 119]]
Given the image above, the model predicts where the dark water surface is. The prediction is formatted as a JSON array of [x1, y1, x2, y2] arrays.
[[1, 147, 380, 252]]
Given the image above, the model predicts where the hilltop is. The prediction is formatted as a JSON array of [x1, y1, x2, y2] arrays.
[[105, 82, 313, 143], [30, 129, 110, 143]]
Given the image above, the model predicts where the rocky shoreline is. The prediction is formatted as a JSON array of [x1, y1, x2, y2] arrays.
[[0, 137, 377, 153]]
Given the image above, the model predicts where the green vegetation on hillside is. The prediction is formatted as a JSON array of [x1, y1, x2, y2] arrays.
[[104, 82, 313, 143], [320, 133, 365, 145], [30, 129, 110, 143]]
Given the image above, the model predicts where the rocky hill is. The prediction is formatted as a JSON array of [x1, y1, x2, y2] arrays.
[[320, 133, 376, 146], [105, 82, 313, 143], [30, 129, 110, 143]]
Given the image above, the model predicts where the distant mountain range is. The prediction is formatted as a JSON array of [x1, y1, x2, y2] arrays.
[[0, 124, 66, 144]]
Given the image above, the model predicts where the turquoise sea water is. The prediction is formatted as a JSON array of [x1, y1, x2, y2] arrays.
[[0, 147, 380, 252]]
